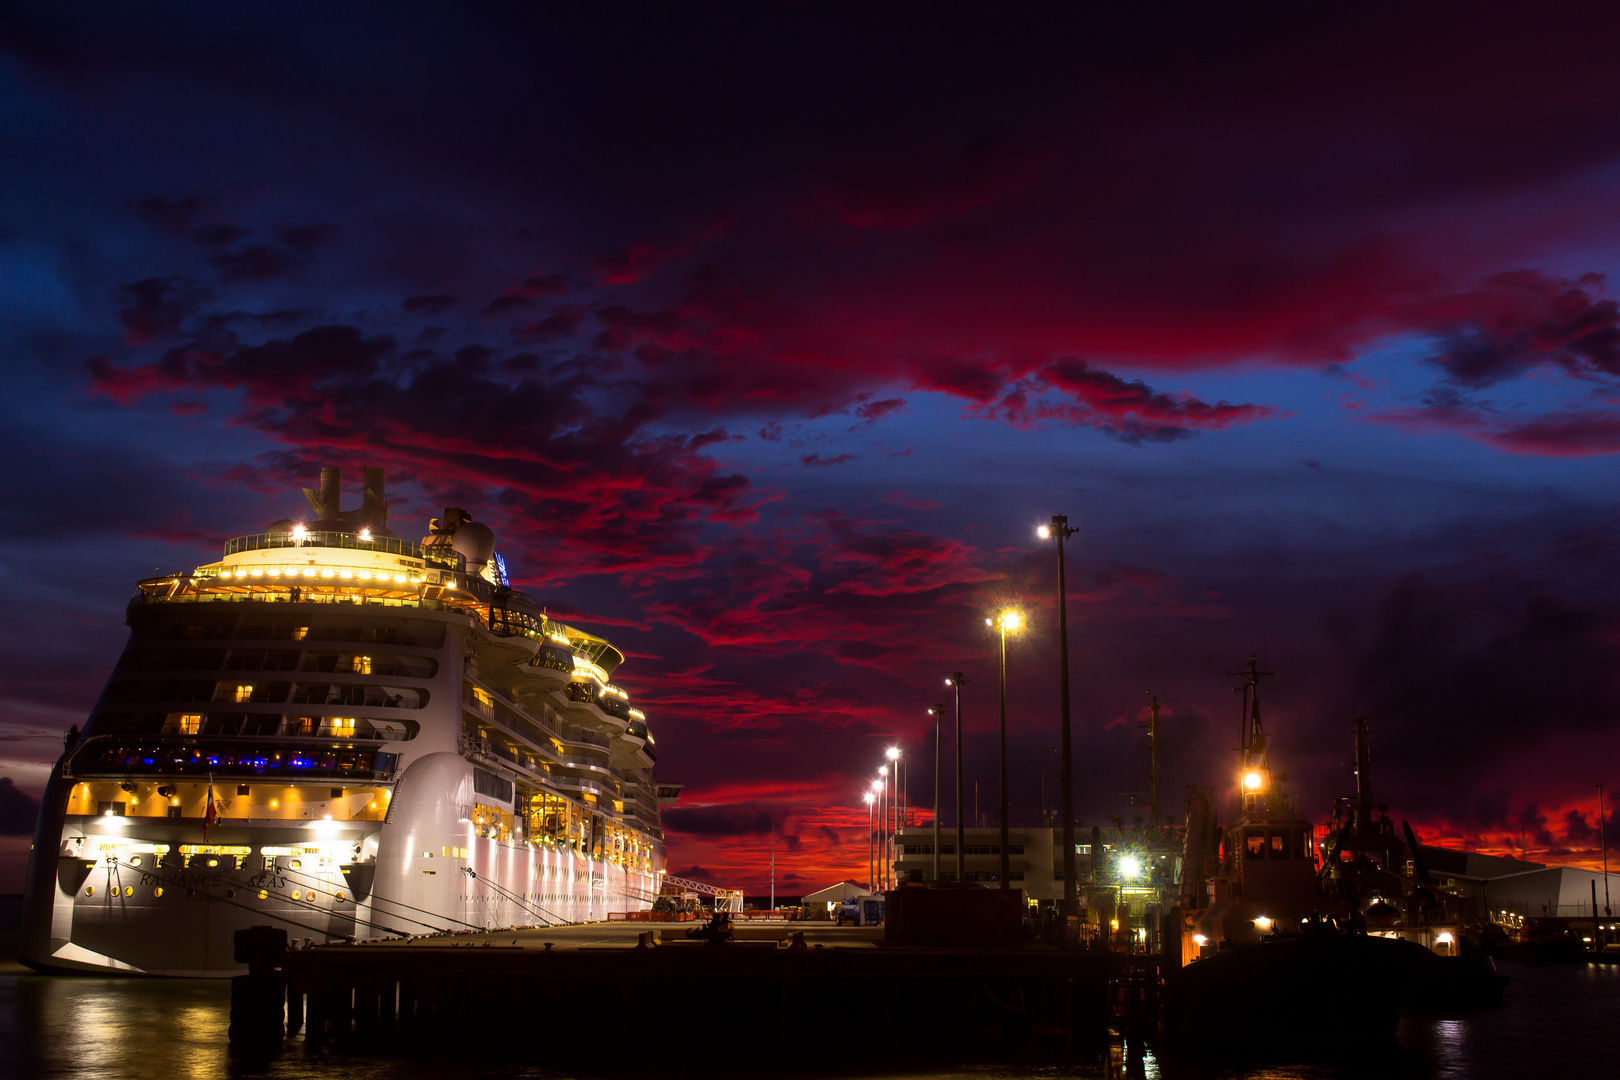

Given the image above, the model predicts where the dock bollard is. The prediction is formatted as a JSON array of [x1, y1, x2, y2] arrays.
[[228, 925, 289, 1058]]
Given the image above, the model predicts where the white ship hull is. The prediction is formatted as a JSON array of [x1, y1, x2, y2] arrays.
[[20, 472, 674, 975]]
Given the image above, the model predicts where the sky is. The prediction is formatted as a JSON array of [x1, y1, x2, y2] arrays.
[[3, 4, 1620, 895]]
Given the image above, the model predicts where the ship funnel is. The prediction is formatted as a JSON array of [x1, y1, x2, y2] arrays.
[[299, 464, 397, 538], [319, 467, 341, 519]]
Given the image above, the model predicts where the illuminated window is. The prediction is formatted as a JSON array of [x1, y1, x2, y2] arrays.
[[293, 626, 309, 640], [234, 685, 254, 703], [352, 655, 372, 674], [179, 714, 202, 735], [153, 887, 163, 898]]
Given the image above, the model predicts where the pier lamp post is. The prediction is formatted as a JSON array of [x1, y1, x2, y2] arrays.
[[886, 746, 901, 888], [1038, 516, 1080, 921], [875, 770, 888, 891], [930, 704, 946, 883], [947, 673, 967, 884], [863, 790, 875, 891], [988, 610, 1023, 891]]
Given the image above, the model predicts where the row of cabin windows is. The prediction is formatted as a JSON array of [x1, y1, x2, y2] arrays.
[[88, 712, 416, 739], [152, 619, 445, 648], [117, 649, 437, 677], [900, 844, 1025, 856], [1242, 828, 1314, 861], [101, 681, 428, 709]]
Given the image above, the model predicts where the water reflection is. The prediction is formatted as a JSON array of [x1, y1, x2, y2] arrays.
[[1, 962, 1618, 1080]]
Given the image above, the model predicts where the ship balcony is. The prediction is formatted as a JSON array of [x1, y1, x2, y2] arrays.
[[559, 727, 611, 751], [64, 777, 392, 823], [463, 686, 564, 750], [151, 711, 418, 741], [550, 775, 620, 802], [556, 682, 630, 733]]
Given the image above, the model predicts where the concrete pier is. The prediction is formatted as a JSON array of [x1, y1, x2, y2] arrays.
[[233, 921, 1153, 1066]]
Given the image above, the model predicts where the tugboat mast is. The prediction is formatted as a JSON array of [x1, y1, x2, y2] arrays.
[[1229, 655, 1275, 811]]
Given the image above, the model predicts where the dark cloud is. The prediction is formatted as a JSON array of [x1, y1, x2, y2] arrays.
[[663, 804, 775, 836], [1342, 572, 1620, 821], [192, 222, 250, 248], [202, 224, 336, 283], [513, 306, 583, 341], [1427, 271, 1620, 387], [800, 453, 855, 468], [274, 223, 339, 252], [0, 777, 40, 836], [116, 277, 208, 346], [133, 194, 214, 235], [853, 398, 905, 423], [811, 135, 1042, 230], [403, 294, 458, 315]]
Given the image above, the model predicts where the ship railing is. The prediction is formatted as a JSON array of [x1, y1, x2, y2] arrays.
[[464, 686, 563, 748], [552, 776, 619, 801], [223, 531, 425, 559], [559, 728, 611, 750]]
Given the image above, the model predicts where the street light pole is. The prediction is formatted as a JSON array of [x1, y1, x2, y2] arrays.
[[949, 673, 967, 884], [1040, 516, 1080, 920], [886, 747, 901, 889], [991, 610, 1022, 891], [931, 703, 945, 884], [877, 767, 888, 891], [1601, 783, 1612, 917], [864, 790, 875, 891]]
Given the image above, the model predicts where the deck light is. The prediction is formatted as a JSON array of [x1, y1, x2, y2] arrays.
[[1119, 854, 1142, 879], [886, 746, 901, 761], [359, 528, 372, 541], [1255, 916, 1273, 931], [1193, 934, 1207, 946], [1243, 770, 1264, 790], [1037, 524, 1051, 539], [291, 524, 308, 541], [997, 610, 1023, 632]]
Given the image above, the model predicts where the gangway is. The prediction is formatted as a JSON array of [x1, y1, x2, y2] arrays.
[[662, 875, 744, 912]]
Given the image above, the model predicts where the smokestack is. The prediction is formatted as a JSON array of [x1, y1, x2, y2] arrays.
[[363, 466, 386, 526], [318, 466, 341, 519]]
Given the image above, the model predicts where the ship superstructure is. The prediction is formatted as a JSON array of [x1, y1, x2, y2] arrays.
[[20, 466, 673, 975], [1179, 658, 1327, 959]]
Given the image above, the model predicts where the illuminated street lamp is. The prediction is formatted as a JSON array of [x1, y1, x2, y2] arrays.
[[1038, 515, 1080, 921], [929, 703, 945, 884], [863, 790, 876, 891], [988, 609, 1023, 890], [946, 673, 968, 884], [885, 746, 901, 889], [875, 769, 888, 891]]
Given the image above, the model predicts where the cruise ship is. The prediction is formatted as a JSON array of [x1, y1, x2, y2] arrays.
[[19, 466, 675, 975]]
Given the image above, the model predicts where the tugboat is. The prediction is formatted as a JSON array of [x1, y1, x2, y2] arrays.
[[1319, 715, 1509, 1009], [1165, 659, 1428, 1058]]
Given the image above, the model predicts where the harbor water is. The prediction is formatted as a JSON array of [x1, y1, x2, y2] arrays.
[[3, 900, 1618, 1079]]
